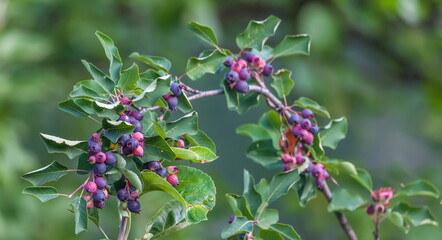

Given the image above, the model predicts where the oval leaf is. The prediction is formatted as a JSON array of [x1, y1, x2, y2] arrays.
[[185, 50, 226, 80], [23, 186, 59, 202], [293, 97, 330, 118], [396, 180, 440, 199], [236, 15, 281, 51], [22, 161, 69, 186], [271, 69, 294, 98], [40, 133, 87, 159], [320, 117, 348, 149], [129, 52, 171, 72], [272, 34, 311, 58], [188, 21, 219, 48]]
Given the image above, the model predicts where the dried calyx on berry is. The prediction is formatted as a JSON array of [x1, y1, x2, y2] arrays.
[[366, 187, 394, 216]]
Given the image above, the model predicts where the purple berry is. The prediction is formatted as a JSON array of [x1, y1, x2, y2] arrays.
[[128, 200, 141, 214], [118, 134, 130, 145], [235, 80, 249, 93], [292, 126, 303, 138], [262, 64, 274, 76], [244, 52, 255, 63], [224, 56, 234, 67], [91, 133, 100, 140], [88, 141, 101, 155], [104, 152, 117, 165], [93, 189, 106, 202], [308, 124, 319, 134], [366, 205, 375, 215], [126, 138, 139, 151], [301, 109, 314, 119], [295, 154, 306, 165], [281, 153, 294, 164], [119, 114, 131, 122], [84, 182, 97, 193], [226, 71, 239, 83], [143, 161, 160, 171], [129, 118, 143, 133], [228, 215, 236, 224], [131, 191, 139, 200], [122, 147, 132, 155], [130, 111, 144, 121], [117, 189, 129, 201], [300, 119, 311, 130], [92, 163, 107, 175], [167, 174, 179, 187], [94, 200, 105, 209], [170, 82, 182, 96], [238, 69, 250, 80], [288, 114, 301, 125], [95, 152, 107, 163], [94, 177, 107, 189], [303, 132, 314, 145], [121, 97, 131, 105], [155, 167, 167, 178], [164, 95, 178, 110]]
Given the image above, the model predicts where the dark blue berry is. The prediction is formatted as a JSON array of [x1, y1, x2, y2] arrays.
[[262, 64, 274, 76], [88, 140, 101, 155], [223, 56, 234, 67], [126, 138, 139, 151], [155, 167, 167, 178], [92, 163, 107, 175], [94, 177, 107, 189], [165, 95, 178, 110], [170, 83, 182, 96], [118, 114, 131, 122], [118, 135, 130, 146], [94, 200, 105, 209], [308, 124, 319, 134], [105, 151, 117, 165], [93, 189, 106, 202], [300, 119, 312, 130], [228, 216, 236, 224], [226, 71, 239, 83], [301, 109, 314, 119], [238, 69, 250, 80], [143, 161, 160, 171], [288, 114, 300, 125], [292, 126, 302, 138], [129, 118, 143, 133], [130, 111, 144, 121], [117, 189, 129, 201], [235, 80, 249, 93], [244, 52, 255, 63], [128, 200, 141, 214], [122, 147, 132, 155]]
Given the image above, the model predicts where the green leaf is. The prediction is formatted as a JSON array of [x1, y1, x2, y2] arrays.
[[246, 140, 281, 169], [320, 117, 348, 149], [237, 91, 261, 115], [387, 209, 408, 233], [268, 223, 300, 240], [22, 161, 69, 186], [259, 229, 284, 240], [185, 130, 216, 153], [102, 119, 136, 143], [117, 63, 140, 92], [70, 197, 88, 234], [395, 180, 440, 199], [221, 216, 253, 239], [266, 170, 300, 204], [222, 80, 239, 111], [95, 31, 122, 82], [81, 60, 115, 93], [58, 99, 90, 118], [294, 173, 317, 207], [144, 200, 190, 239], [142, 171, 187, 207], [188, 21, 219, 48], [177, 92, 193, 113], [243, 170, 262, 215], [271, 69, 295, 98], [134, 77, 171, 108], [255, 178, 269, 201], [236, 124, 272, 142], [186, 50, 226, 80], [272, 34, 311, 58], [327, 188, 366, 212], [323, 159, 358, 176], [129, 52, 171, 72], [257, 208, 279, 228], [144, 136, 176, 161], [40, 133, 87, 159], [171, 146, 218, 163], [350, 168, 373, 192], [165, 112, 198, 139], [293, 97, 330, 118], [120, 168, 143, 191], [186, 205, 208, 224], [392, 202, 438, 227], [69, 83, 101, 99], [23, 186, 60, 202], [236, 15, 281, 51], [152, 122, 167, 138], [73, 79, 109, 96], [257, 111, 282, 149], [226, 194, 254, 219]]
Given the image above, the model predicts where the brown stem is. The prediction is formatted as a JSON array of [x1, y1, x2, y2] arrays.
[[373, 217, 380, 240]]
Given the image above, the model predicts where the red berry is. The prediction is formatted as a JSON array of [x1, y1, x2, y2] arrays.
[[167, 174, 179, 187], [176, 139, 185, 148], [231, 62, 243, 72], [88, 155, 96, 164], [133, 146, 144, 157], [95, 152, 107, 163], [86, 200, 94, 209], [84, 182, 97, 193], [133, 132, 144, 142], [121, 97, 131, 105]]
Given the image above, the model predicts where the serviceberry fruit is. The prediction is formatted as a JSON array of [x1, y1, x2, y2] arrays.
[[104, 151, 116, 165], [133, 146, 144, 157], [167, 166, 178, 175], [94, 177, 107, 189], [86, 200, 94, 209], [303, 132, 314, 145], [122, 146, 132, 155], [88, 141, 101, 155], [95, 152, 107, 163], [366, 205, 375, 215], [292, 126, 303, 138], [133, 132, 144, 142], [262, 64, 274, 76], [223, 56, 234, 67], [117, 189, 130, 201], [308, 124, 319, 134], [300, 119, 312, 130], [301, 109, 314, 119], [295, 154, 306, 165], [238, 68, 250, 80], [130, 111, 144, 121], [119, 114, 131, 122], [92, 163, 107, 175], [244, 52, 255, 63], [176, 139, 185, 148], [228, 215, 236, 224], [131, 191, 139, 200], [226, 71, 239, 83], [288, 114, 301, 125], [231, 61, 243, 72], [143, 161, 160, 171], [91, 133, 100, 140], [235, 80, 249, 93], [128, 200, 141, 214], [167, 174, 179, 187], [84, 182, 97, 193], [118, 134, 130, 145], [121, 97, 131, 105], [93, 189, 106, 202], [165, 95, 178, 110], [155, 167, 167, 178], [126, 138, 139, 151], [170, 82, 182, 96], [88, 155, 96, 164], [129, 118, 143, 133], [281, 153, 294, 163], [94, 200, 105, 209]]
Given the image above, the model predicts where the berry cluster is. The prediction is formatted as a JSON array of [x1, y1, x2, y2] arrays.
[[84, 133, 117, 209], [366, 187, 394, 216], [306, 163, 331, 189], [143, 161, 179, 187], [117, 179, 141, 214], [289, 109, 318, 145], [223, 52, 274, 93], [117, 106, 145, 157], [162, 82, 183, 110]]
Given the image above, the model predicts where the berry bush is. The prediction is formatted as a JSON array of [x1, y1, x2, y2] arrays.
[[22, 16, 440, 240]]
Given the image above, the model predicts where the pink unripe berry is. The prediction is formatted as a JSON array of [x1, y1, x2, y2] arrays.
[[91, 133, 100, 140], [121, 97, 131, 105], [95, 152, 107, 163], [83, 195, 91, 201], [131, 191, 139, 200], [167, 166, 179, 175], [303, 132, 314, 145], [86, 200, 94, 209], [133, 146, 144, 157], [88, 155, 96, 164], [237, 59, 247, 69], [177, 139, 185, 148], [84, 182, 97, 193], [281, 154, 294, 163], [102, 189, 109, 200], [231, 61, 243, 72], [376, 204, 385, 213], [295, 153, 306, 165], [133, 132, 144, 142], [167, 174, 179, 187]]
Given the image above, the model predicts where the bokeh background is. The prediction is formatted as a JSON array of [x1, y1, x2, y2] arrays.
[[1, 0, 441, 239]]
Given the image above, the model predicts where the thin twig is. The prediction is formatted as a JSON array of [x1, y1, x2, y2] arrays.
[[118, 216, 128, 240]]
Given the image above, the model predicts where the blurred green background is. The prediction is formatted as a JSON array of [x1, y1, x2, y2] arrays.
[[1, 0, 441, 239]]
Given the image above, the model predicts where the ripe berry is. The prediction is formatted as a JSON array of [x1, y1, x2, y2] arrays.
[[235, 80, 249, 93], [308, 124, 319, 134], [93, 189, 106, 202], [143, 161, 160, 171], [117, 189, 129, 201], [228, 215, 236, 224], [88, 141, 101, 155], [303, 132, 314, 145], [283, 163, 294, 171], [130, 111, 144, 121], [295, 154, 306, 165], [122, 147, 132, 156], [237, 59, 247, 69], [128, 200, 141, 214], [244, 52, 255, 63], [88, 155, 96, 164], [121, 97, 131, 105], [170, 82, 182, 96], [155, 167, 167, 178], [133, 146, 144, 157], [104, 152, 117, 165], [366, 205, 375, 215], [133, 132, 144, 142], [92, 163, 107, 175], [126, 138, 139, 151], [238, 69, 250, 80], [95, 152, 107, 163], [167, 174, 179, 187], [301, 109, 314, 119], [94, 200, 105, 209], [118, 134, 130, 146], [292, 126, 303, 138], [288, 114, 301, 125], [281, 154, 294, 164], [300, 119, 312, 130], [84, 182, 97, 193], [119, 114, 131, 122], [231, 61, 243, 72], [226, 71, 239, 83], [164, 95, 178, 110], [129, 118, 143, 133], [224, 56, 234, 67], [94, 177, 107, 189], [262, 64, 274, 76]]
